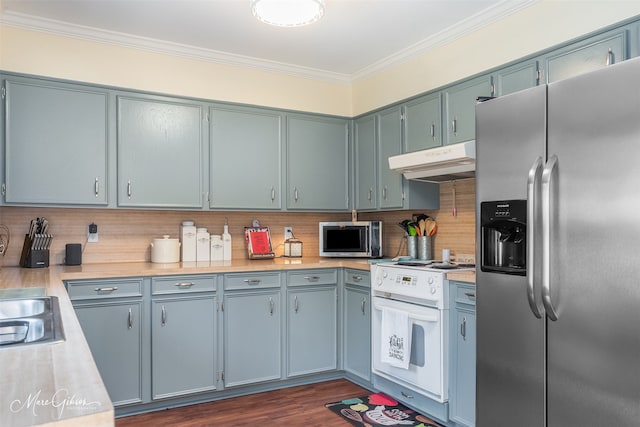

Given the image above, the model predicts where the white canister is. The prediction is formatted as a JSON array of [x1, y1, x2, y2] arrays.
[[210, 235, 224, 261], [180, 221, 197, 262], [196, 228, 210, 262], [150, 235, 181, 263]]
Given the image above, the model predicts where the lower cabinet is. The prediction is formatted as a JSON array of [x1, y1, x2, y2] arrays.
[[66, 277, 145, 407], [342, 269, 371, 382], [222, 272, 282, 387], [449, 281, 477, 427], [286, 269, 338, 377]]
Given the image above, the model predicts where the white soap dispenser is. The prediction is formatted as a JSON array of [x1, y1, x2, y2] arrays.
[[222, 218, 232, 261]]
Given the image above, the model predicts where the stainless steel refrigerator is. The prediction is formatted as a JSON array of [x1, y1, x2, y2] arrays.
[[475, 57, 640, 426]]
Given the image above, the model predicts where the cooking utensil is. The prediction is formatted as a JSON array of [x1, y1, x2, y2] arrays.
[[419, 219, 426, 236]]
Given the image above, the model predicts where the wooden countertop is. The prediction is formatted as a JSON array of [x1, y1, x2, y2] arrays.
[[446, 269, 476, 284], [0, 257, 371, 426]]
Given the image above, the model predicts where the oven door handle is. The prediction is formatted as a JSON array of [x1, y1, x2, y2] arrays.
[[373, 301, 439, 323]]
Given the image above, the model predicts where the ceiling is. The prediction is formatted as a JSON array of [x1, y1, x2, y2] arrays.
[[0, 0, 536, 82]]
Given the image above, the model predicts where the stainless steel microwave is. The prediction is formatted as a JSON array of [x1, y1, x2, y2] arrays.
[[319, 221, 382, 258]]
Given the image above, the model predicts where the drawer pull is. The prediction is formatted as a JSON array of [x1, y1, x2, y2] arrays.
[[400, 391, 414, 399], [243, 279, 261, 285], [352, 275, 363, 282], [95, 286, 118, 293], [175, 282, 195, 288], [464, 292, 476, 299], [303, 275, 320, 282]]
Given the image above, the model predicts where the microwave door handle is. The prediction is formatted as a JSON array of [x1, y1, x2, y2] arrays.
[[526, 157, 544, 318]]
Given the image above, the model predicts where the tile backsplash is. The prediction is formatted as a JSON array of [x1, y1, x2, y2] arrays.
[[0, 179, 475, 266]]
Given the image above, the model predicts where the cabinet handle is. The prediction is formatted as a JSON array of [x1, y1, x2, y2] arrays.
[[303, 275, 320, 282], [461, 317, 467, 340], [127, 180, 132, 199], [606, 48, 614, 66], [352, 275, 363, 282], [451, 118, 458, 135], [368, 188, 373, 202], [94, 286, 118, 293], [401, 391, 414, 399], [269, 297, 274, 316], [128, 308, 133, 330], [464, 292, 476, 299], [243, 279, 261, 285], [175, 282, 194, 288], [294, 187, 299, 202], [294, 295, 299, 313], [161, 305, 167, 327], [430, 123, 436, 139], [361, 298, 366, 315], [94, 177, 99, 197], [270, 187, 276, 202]]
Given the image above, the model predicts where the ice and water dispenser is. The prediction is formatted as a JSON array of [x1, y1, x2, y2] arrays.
[[480, 200, 527, 275]]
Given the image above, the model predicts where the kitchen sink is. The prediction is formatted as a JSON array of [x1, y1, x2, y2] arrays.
[[0, 297, 65, 348]]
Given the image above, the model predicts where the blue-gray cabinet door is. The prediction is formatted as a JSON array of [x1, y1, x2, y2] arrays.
[[74, 301, 143, 406], [4, 79, 108, 205], [495, 59, 540, 96], [545, 28, 627, 83], [223, 291, 282, 387], [377, 106, 404, 209], [444, 75, 493, 145], [151, 296, 217, 399], [117, 96, 203, 208], [209, 106, 282, 209], [343, 285, 371, 382], [354, 114, 377, 210], [287, 286, 337, 376], [450, 306, 476, 427], [404, 92, 442, 152], [286, 115, 349, 210]]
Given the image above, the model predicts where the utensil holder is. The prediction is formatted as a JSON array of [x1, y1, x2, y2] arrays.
[[418, 236, 433, 260], [19, 234, 50, 268], [407, 236, 418, 259]]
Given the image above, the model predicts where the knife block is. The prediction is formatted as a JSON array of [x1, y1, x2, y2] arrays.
[[19, 234, 50, 268]]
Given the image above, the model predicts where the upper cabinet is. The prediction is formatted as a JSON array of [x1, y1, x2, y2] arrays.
[[3, 78, 109, 205], [544, 27, 628, 83], [495, 59, 541, 96], [209, 105, 283, 210], [354, 115, 377, 210], [117, 95, 204, 208], [444, 74, 494, 145], [403, 92, 442, 152], [286, 114, 350, 211], [377, 106, 404, 210]]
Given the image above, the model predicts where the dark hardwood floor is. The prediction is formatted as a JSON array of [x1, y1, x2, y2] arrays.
[[115, 379, 370, 426]]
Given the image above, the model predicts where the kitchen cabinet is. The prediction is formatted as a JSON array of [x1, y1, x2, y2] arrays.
[[403, 92, 442, 152], [449, 281, 476, 427], [3, 78, 109, 205], [286, 269, 338, 376], [117, 95, 204, 208], [286, 114, 350, 211], [495, 59, 541, 96], [444, 74, 494, 145], [342, 269, 371, 383], [377, 106, 404, 209], [544, 27, 627, 83], [209, 105, 283, 209], [66, 277, 146, 407], [222, 272, 282, 387], [354, 115, 377, 210], [150, 275, 217, 400]]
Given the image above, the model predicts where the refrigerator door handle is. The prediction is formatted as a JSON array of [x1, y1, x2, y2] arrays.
[[527, 156, 544, 318], [542, 155, 559, 321]]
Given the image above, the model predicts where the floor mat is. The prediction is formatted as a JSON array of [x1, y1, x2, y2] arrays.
[[325, 392, 443, 426]]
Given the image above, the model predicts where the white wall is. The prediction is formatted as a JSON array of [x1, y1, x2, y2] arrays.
[[2, 0, 640, 116]]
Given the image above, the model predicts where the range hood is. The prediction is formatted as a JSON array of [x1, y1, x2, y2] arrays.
[[388, 140, 475, 182]]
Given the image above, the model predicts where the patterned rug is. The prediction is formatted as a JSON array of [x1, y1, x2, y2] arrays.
[[325, 392, 443, 426]]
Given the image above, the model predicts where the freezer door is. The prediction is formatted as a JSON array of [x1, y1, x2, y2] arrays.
[[546, 57, 640, 426], [475, 86, 547, 427]]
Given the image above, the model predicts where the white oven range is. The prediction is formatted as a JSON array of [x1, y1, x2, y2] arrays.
[[371, 261, 470, 422]]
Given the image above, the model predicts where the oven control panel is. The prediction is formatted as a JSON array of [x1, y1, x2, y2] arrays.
[[372, 264, 445, 308]]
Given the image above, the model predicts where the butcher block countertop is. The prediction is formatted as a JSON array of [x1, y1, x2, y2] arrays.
[[446, 269, 476, 284], [0, 257, 371, 427]]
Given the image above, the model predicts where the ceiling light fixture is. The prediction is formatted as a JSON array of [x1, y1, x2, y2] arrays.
[[251, 0, 325, 27]]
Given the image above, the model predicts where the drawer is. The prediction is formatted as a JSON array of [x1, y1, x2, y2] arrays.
[[224, 272, 281, 290], [151, 275, 216, 295], [287, 269, 337, 287], [66, 278, 144, 300], [454, 283, 476, 307], [343, 269, 370, 287]]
